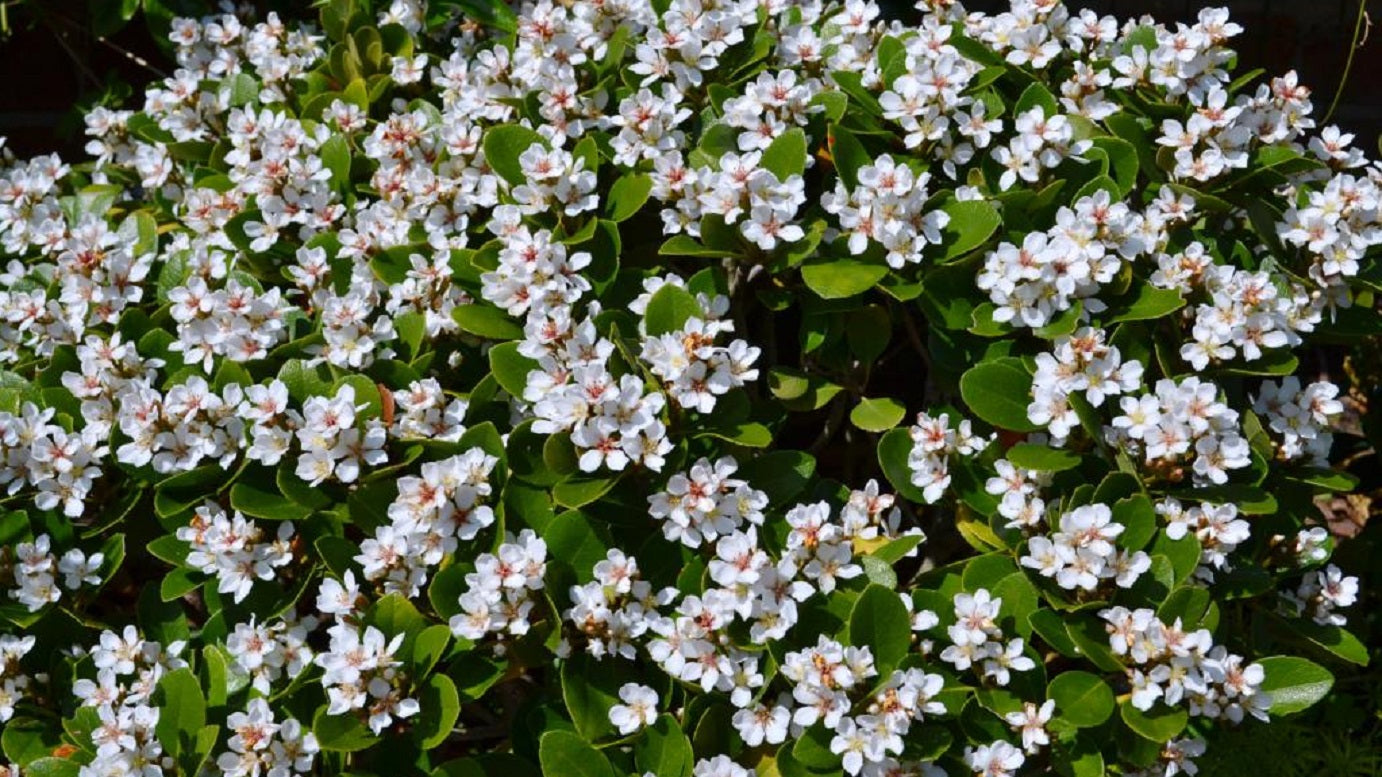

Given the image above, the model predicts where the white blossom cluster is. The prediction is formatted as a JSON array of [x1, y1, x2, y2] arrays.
[[314, 621, 418, 734], [359, 448, 498, 596], [1028, 326, 1143, 444], [167, 272, 291, 370], [1106, 377, 1252, 485], [1101, 606, 1270, 723], [214, 697, 319, 777], [0, 634, 36, 722], [793, 639, 950, 776], [906, 410, 991, 503], [1175, 264, 1320, 372], [977, 190, 1157, 329], [0, 403, 107, 518], [1019, 503, 1151, 592], [225, 614, 317, 696], [1279, 171, 1382, 288], [176, 502, 295, 604], [821, 155, 952, 268], [992, 108, 1089, 192], [4, 533, 104, 612], [1281, 563, 1360, 627], [721, 71, 821, 154], [635, 277, 762, 414], [565, 549, 675, 661], [450, 529, 549, 644], [686, 151, 810, 251], [984, 459, 1052, 532], [1251, 377, 1344, 465], [71, 626, 187, 777], [479, 210, 677, 474], [647, 456, 767, 548], [876, 17, 984, 161], [938, 589, 1036, 686], [1156, 498, 1251, 579], [390, 378, 469, 442]]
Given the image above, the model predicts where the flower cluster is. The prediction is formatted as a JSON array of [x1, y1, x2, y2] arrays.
[[1252, 377, 1344, 464], [1281, 564, 1359, 627], [1106, 377, 1252, 485], [72, 627, 186, 777], [450, 530, 548, 643], [1102, 606, 1269, 723], [938, 589, 1036, 686], [647, 456, 767, 548], [178, 502, 294, 603], [5, 533, 104, 612], [906, 411, 991, 503], [1156, 498, 1251, 578], [314, 622, 417, 734], [636, 278, 761, 413], [1028, 326, 1143, 444], [360, 449, 498, 596], [215, 697, 319, 777], [1019, 503, 1151, 592], [822, 155, 951, 268]]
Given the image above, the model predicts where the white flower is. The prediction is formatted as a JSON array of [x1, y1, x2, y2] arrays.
[[608, 683, 659, 735]]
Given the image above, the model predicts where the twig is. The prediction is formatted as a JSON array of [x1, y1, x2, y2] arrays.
[[1323, 1, 1372, 125]]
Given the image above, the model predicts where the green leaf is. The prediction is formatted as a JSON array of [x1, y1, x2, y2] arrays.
[[1257, 655, 1334, 715], [960, 358, 1040, 432], [560, 653, 636, 742], [635, 715, 694, 777], [849, 584, 911, 674], [21, 758, 80, 777], [320, 134, 352, 193], [605, 173, 653, 222], [539, 730, 614, 777], [800, 257, 888, 299], [313, 708, 377, 752], [659, 234, 737, 258], [1106, 285, 1185, 323], [2, 717, 59, 767], [736, 450, 816, 504], [1119, 700, 1188, 743], [153, 668, 206, 760], [483, 124, 546, 187], [1015, 82, 1059, 116], [488, 341, 538, 399], [850, 397, 906, 432], [411, 624, 453, 676], [415, 674, 461, 748], [829, 124, 871, 191], [229, 480, 313, 522], [644, 284, 704, 336], [1280, 617, 1370, 666], [761, 127, 807, 179], [1005, 443, 1080, 472], [552, 473, 620, 509], [937, 199, 1002, 262], [434, 0, 519, 32], [1047, 671, 1115, 728], [453, 302, 524, 340], [1053, 734, 1105, 777], [1112, 494, 1157, 550], [1088, 136, 1139, 195]]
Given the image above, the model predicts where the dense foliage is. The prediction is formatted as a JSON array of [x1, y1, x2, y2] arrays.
[[0, 0, 1376, 776]]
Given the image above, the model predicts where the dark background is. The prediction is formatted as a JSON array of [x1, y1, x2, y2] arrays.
[[0, 0, 1376, 158]]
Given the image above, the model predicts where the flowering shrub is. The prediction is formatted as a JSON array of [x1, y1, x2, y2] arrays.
[[0, 0, 1375, 776]]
